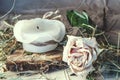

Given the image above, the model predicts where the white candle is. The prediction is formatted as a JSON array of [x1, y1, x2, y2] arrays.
[[14, 18, 65, 53]]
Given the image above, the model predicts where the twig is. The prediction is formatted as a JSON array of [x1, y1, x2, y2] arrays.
[[105, 69, 120, 73], [78, 29, 85, 37], [92, 25, 97, 37], [115, 72, 119, 80], [2, 36, 14, 45], [64, 69, 71, 80], [42, 11, 54, 19], [12, 15, 21, 20], [7, 60, 18, 72], [39, 72, 56, 80], [117, 33, 120, 55], [102, 34, 110, 46], [3, 21, 13, 28], [107, 59, 120, 70], [52, 15, 62, 20], [64, 70, 68, 80]]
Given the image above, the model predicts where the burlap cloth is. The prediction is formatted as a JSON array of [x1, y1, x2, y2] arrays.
[[0, 0, 119, 45]]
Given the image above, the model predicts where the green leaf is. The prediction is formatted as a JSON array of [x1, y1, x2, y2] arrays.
[[82, 11, 89, 22], [66, 10, 89, 27], [66, 10, 94, 35]]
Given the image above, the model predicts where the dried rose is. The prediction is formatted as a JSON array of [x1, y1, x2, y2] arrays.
[[63, 35, 101, 78]]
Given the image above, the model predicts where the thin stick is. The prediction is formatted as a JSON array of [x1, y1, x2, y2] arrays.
[[78, 29, 85, 37], [92, 25, 97, 37], [64, 69, 71, 80], [103, 34, 110, 46], [117, 33, 120, 55], [105, 69, 120, 73], [64, 70, 68, 80], [66, 69, 71, 80], [107, 59, 120, 70], [115, 72, 119, 80], [3, 21, 13, 28]]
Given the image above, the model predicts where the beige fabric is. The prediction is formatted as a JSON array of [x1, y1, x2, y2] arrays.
[[1, 0, 120, 45], [78, 0, 106, 29], [105, 0, 120, 45], [77, 0, 120, 45]]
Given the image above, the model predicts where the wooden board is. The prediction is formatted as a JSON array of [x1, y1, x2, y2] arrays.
[[6, 50, 67, 72]]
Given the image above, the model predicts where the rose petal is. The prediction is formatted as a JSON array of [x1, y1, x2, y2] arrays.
[[63, 35, 101, 76]]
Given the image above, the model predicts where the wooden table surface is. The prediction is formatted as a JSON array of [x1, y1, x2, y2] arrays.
[[2, 69, 120, 80]]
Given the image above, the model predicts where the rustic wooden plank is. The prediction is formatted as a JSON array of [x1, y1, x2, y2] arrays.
[[6, 50, 67, 72]]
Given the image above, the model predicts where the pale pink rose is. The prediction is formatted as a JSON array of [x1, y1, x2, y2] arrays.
[[63, 35, 100, 75]]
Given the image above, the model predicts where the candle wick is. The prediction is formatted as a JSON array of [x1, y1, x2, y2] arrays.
[[37, 26, 39, 29]]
